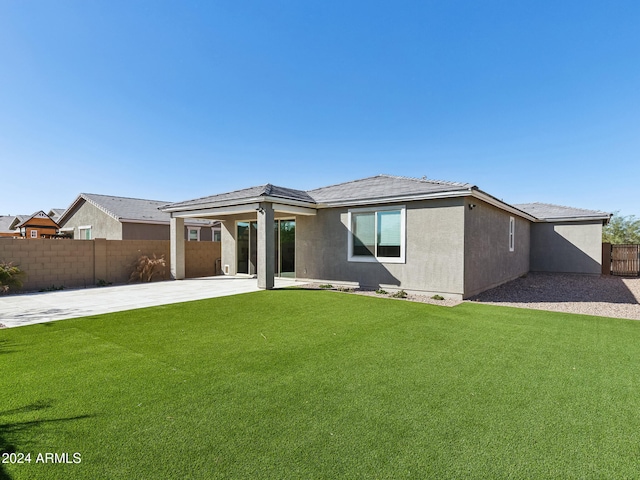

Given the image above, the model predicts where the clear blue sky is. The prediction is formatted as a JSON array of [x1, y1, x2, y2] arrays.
[[2, 1, 639, 218]]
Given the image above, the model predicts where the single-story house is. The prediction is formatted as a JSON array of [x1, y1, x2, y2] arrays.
[[58, 193, 221, 241], [160, 175, 611, 299]]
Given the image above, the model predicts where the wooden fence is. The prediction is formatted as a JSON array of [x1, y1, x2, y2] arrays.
[[602, 243, 640, 276]]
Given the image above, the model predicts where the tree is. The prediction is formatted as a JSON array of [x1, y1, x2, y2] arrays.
[[603, 212, 640, 244]]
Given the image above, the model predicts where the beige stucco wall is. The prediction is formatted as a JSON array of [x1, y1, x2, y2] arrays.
[[463, 198, 530, 298], [530, 221, 603, 274], [59, 200, 123, 239]]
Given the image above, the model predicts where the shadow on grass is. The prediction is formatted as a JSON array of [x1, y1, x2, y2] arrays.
[[0, 340, 17, 356], [0, 401, 94, 480]]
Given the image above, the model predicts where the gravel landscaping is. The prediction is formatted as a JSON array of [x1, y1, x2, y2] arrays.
[[302, 274, 640, 321], [469, 272, 640, 320]]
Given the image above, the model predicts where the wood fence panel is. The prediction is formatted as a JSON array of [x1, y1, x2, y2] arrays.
[[611, 244, 640, 276]]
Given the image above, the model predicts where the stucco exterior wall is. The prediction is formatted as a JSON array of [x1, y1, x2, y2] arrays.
[[59, 201, 122, 239], [296, 198, 466, 297], [530, 221, 603, 274], [463, 198, 530, 298]]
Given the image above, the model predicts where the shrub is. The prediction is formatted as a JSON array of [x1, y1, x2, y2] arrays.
[[0, 262, 25, 293], [318, 284, 334, 289], [375, 289, 388, 295], [96, 279, 112, 287], [431, 294, 445, 301], [39, 285, 64, 292], [130, 254, 167, 283], [392, 289, 408, 299]]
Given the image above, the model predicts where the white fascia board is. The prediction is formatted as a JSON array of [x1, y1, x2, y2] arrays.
[[315, 190, 473, 208], [271, 203, 316, 216], [119, 218, 213, 226], [171, 203, 261, 218], [163, 196, 316, 214], [535, 216, 612, 223]]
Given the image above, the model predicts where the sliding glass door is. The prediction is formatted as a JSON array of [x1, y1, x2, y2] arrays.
[[237, 219, 295, 277]]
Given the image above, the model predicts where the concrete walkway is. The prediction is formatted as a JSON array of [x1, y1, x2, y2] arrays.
[[0, 276, 299, 329]]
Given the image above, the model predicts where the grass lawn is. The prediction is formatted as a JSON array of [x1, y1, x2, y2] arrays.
[[2, 289, 640, 479]]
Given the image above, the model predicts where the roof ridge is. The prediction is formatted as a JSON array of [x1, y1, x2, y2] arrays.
[[378, 173, 473, 188], [82, 192, 171, 204]]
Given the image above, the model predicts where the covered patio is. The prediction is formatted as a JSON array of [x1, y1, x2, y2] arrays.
[[162, 185, 317, 289]]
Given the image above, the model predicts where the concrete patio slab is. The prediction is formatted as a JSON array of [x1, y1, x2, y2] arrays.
[[0, 276, 299, 329]]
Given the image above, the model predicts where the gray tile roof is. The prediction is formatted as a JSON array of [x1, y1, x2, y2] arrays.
[[308, 174, 474, 204], [165, 184, 315, 210], [514, 203, 611, 221], [0, 215, 18, 234], [74, 194, 214, 225], [48, 209, 66, 221]]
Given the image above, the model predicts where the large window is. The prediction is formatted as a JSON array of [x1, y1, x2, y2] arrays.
[[348, 206, 405, 263]]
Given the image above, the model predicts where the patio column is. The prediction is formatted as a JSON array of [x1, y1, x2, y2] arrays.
[[257, 202, 275, 289], [170, 216, 185, 280]]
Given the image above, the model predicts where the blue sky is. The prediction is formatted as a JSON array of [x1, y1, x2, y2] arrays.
[[2, 1, 639, 218]]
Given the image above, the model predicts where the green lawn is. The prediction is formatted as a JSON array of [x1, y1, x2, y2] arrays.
[[2, 290, 640, 479]]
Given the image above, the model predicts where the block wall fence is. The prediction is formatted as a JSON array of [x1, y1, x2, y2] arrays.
[[0, 238, 221, 292]]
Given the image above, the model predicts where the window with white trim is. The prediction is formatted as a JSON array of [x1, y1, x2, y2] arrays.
[[348, 206, 406, 263], [212, 227, 221, 242], [508, 216, 515, 252], [30, 230, 38, 238], [188, 227, 200, 241], [78, 226, 92, 240]]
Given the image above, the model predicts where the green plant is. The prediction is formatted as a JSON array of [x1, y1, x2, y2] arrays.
[[375, 289, 388, 295], [0, 261, 25, 293], [39, 284, 64, 292], [129, 254, 167, 283], [96, 279, 112, 287], [337, 286, 354, 293], [318, 284, 333, 289], [431, 294, 445, 301], [391, 289, 408, 298]]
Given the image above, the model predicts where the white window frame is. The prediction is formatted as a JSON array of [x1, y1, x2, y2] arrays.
[[211, 226, 221, 242], [78, 225, 92, 240], [30, 230, 38, 238], [188, 227, 201, 241], [509, 217, 515, 252], [347, 205, 406, 264]]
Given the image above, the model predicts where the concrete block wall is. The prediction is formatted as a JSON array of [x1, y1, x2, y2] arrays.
[[0, 238, 221, 292]]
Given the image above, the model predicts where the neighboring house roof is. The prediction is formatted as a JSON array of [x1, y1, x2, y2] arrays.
[[47, 209, 66, 222], [514, 203, 611, 222], [14, 211, 60, 229], [0, 216, 18, 234], [58, 193, 215, 226], [9, 215, 32, 230]]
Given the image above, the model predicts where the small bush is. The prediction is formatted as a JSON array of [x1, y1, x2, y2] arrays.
[[96, 279, 112, 287], [337, 286, 354, 293], [375, 289, 388, 295], [0, 262, 25, 293], [130, 254, 166, 283], [39, 285, 64, 292], [318, 284, 334, 289], [431, 294, 445, 301], [392, 290, 408, 299]]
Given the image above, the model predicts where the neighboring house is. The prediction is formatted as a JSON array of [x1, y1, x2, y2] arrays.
[[161, 175, 611, 299], [0, 216, 19, 237], [47, 208, 66, 223], [6, 211, 61, 239], [57, 193, 220, 241]]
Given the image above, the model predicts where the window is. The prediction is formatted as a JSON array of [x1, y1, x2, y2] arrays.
[[30, 230, 38, 238], [509, 217, 515, 252], [188, 228, 200, 241], [78, 226, 92, 240], [212, 227, 221, 242], [348, 206, 405, 263]]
